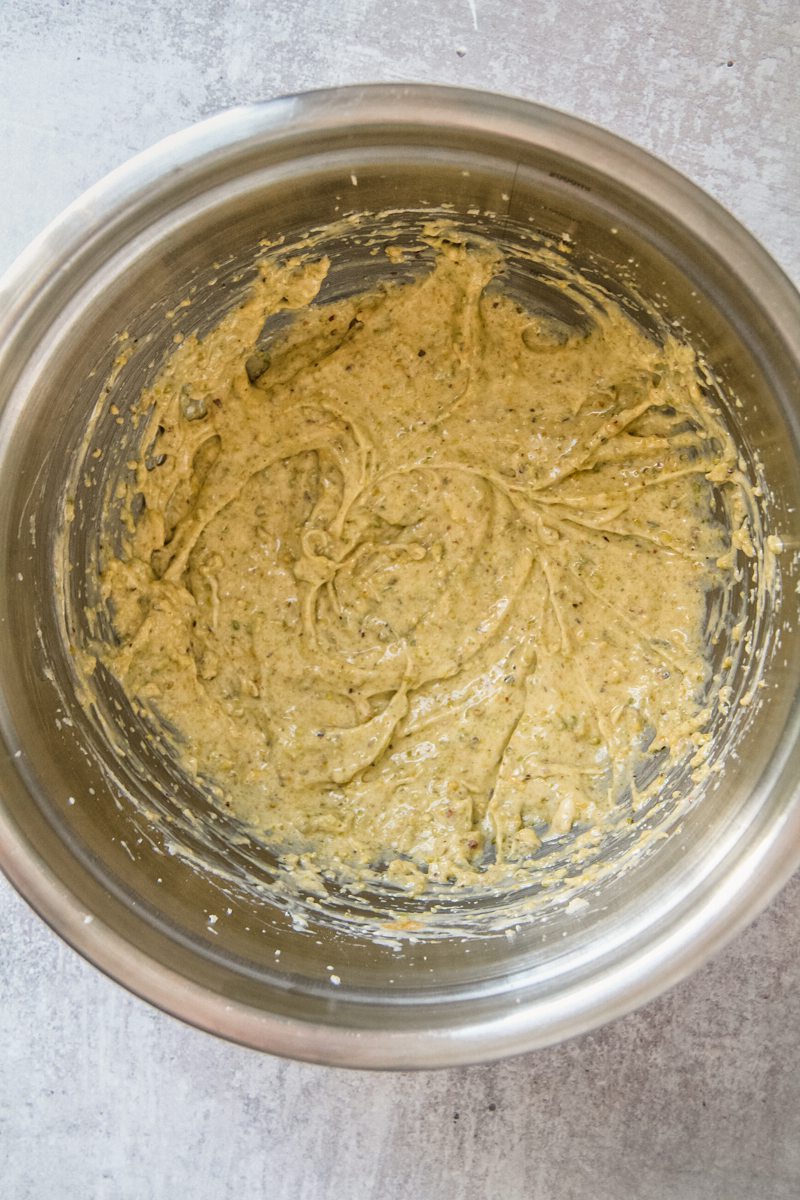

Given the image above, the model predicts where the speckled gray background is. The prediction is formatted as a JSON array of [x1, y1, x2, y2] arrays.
[[1, 2, 799, 1198]]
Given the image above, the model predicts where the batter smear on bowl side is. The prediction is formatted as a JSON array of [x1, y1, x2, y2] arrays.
[[99, 226, 752, 888]]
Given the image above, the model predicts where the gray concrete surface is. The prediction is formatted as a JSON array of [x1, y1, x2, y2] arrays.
[[1, 2, 799, 1197]]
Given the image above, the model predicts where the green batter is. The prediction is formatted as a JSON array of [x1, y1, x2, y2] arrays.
[[100, 228, 742, 888]]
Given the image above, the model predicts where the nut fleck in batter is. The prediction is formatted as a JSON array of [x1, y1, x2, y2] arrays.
[[101, 228, 746, 887]]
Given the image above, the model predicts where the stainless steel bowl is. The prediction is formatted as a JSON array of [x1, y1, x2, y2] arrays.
[[1, 84, 799, 1068]]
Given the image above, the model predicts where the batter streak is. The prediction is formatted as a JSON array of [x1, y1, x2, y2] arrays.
[[100, 227, 745, 887]]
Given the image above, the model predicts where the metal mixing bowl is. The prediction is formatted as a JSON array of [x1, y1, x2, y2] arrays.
[[1, 84, 799, 1068]]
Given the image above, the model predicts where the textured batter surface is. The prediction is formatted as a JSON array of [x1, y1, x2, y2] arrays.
[[102, 232, 737, 887]]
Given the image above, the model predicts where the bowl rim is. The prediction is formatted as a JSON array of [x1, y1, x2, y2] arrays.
[[1, 81, 800, 1069]]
